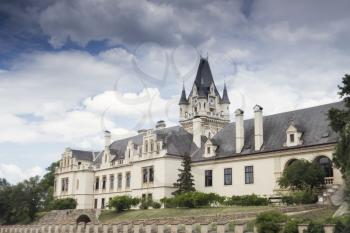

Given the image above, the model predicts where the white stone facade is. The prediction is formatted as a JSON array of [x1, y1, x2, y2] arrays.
[[54, 58, 344, 209]]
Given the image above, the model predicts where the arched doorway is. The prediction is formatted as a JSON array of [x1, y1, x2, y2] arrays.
[[314, 156, 333, 178], [76, 214, 91, 225]]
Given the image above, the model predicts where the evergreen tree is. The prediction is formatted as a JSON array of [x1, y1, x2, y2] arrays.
[[172, 154, 195, 195], [328, 74, 350, 201]]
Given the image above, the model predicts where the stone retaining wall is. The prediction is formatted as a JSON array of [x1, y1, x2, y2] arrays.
[[0, 222, 336, 233], [34, 210, 100, 225]]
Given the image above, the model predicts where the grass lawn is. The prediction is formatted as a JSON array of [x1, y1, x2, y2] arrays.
[[289, 207, 337, 223], [99, 206, 276, 223]]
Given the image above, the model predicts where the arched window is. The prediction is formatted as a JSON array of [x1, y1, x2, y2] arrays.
[[315, 156, 333, 177], [284, 159, 299, 169]]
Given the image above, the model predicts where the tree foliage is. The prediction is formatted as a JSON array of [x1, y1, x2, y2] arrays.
[[172, 154, 195, 195], [278, 159, 325, 190], [49, 198, 77, 210], [328, 74, 350, 201], [108, 195, 140, 213], [255, 210, 287, 233], [0, 161, 60, 225]]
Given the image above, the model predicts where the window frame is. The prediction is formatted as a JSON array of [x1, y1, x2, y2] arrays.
[[126, 172, 131, 188], [224, 168, 232, 185], [117, 173, 122, 189], [245, 166, 254, 184], [109, 174, 114, 190], [205, 170, 213, 187]]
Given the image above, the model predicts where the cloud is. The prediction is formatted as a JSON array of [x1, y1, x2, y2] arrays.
[[0, 163, 44, 184]]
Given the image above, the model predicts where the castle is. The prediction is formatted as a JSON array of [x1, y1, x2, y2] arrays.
[[54, 58, 344, 209]]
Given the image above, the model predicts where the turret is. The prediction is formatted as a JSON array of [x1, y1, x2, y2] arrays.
[[179, 84, 189, 120], [179, 57, 231, 144], [220, 83, 230, 120]]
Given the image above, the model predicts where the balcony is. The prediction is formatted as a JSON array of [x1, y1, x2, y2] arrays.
[[324, 177, 334, 185]]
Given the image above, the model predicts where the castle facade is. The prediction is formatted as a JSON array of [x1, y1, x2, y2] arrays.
[[54, 58, 343, 209]]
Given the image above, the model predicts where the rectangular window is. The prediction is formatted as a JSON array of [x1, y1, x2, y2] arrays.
[[126, 172, 131, 188], [245, 166, 254, 184], [94, 199, 98, 209], [147, 193, 153, 201], [290, 134, 295, 143], [142, 166, 154, 184], [54, 179, 57, 193], [76, 179, 79, 190], [142, 167, 148, 183], [61, 178, 69, 192], [118, 173, 122, 189], [95, 177, 100, 190], [149, 167, 154, 182], [207, 147, 211, 154], [101, 198, 105, 209], [205, 170, 213, 187], [224, 168, 232, 185], [109, 175, 114, 190], [142, 194, 146, 200], [102, 176, 106, 190]]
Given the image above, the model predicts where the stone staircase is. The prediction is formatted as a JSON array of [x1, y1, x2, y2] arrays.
[[34, 209, 100, 225]]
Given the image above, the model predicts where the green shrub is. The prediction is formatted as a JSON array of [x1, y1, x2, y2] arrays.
[[283, 219, 300, 233], [140, 199, 152, 209], [161, 192, 224, 208], [256, 210, 287, 233], [151, 201, 161, 209], [225, 194, 269, 206], [160, 197, 177, 208], [332, 215, 350, 233], [49, 198, 77, 210], [108, 195, 140, 212], [305, 222, 324, 233], [282, 190, 319, 205]]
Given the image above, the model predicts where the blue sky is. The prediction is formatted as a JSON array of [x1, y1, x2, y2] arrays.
[[0, 0, 349, 183]]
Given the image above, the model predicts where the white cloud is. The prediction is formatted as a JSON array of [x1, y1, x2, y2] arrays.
[[0, 163, 44, 184]]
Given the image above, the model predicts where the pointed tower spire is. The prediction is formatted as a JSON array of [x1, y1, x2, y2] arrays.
[[221, 82, 230, 104], [179, 82, 189, 105]]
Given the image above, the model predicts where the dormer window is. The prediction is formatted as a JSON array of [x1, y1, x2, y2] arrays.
[[290, 134, 295, 143], [285, 121, 303, 147], [204, 139, 217, 158]]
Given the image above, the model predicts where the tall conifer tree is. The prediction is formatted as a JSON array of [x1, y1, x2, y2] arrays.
[[172, 154, 195, 195]]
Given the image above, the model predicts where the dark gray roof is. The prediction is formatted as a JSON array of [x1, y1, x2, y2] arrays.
[[220, 84, 230, 104], [192, 101, 345, 161], [70, 101, 345, 164], [71, 149, 97, 161], [189, 58, 221, 98], [108, 126, 197, 162]]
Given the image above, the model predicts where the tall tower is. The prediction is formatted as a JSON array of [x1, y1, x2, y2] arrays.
[[179, 57, 230, 147]]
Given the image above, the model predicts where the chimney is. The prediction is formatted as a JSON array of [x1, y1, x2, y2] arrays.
[[254, 105, 264, 151], [155, 120, 166, 130], [193, 118, 202, 147], [235, 109, 244, 153]]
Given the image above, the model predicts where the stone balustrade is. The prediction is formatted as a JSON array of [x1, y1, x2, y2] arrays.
[[0, 222, 336, 233]]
